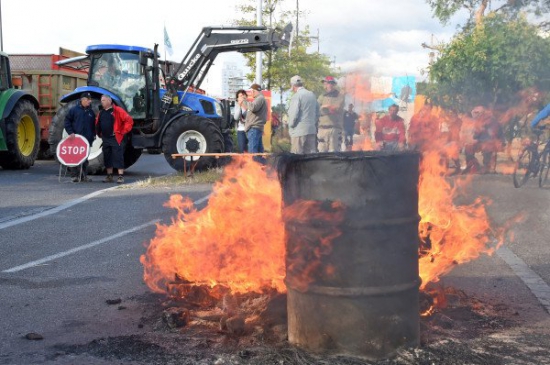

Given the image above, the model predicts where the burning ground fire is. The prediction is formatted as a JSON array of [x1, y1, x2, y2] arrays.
[[140, 151, 509, 314], [141, 74, 533, 316]]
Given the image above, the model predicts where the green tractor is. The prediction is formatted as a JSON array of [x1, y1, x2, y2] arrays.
[[0, 51, 40, 169]]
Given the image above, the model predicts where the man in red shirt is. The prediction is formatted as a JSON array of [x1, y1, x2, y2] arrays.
[[95, 95, 134, 183], [374, 104, 406, 151]]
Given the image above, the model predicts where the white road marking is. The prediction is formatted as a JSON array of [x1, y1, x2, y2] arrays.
[[2, 220, 160, 273], [497, 246, 550, 313], [0, 186, 118, 231], [1, 193, 211, 273]]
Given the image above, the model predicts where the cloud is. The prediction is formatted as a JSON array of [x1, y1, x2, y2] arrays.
[[339, 49, 431, 79], [292, 0, 464, 76]]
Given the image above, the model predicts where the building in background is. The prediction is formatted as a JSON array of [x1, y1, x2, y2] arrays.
[[222, 62, 245, 100]]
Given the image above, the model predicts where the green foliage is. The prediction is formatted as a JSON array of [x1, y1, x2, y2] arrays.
[[426, 0, 550, 27], [233, 0, 337, 95], [426, 0, 467, 25], [426, 14, 550, 112]]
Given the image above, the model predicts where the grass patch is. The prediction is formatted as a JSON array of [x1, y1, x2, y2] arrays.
[[270, 128, 291, 153], [128, 167, 224, 188]]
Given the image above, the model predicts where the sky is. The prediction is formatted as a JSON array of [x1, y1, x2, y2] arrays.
[[1, 0, 467, 94]]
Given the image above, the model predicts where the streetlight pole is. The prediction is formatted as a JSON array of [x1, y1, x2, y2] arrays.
[[0, 0, 4, 52], [255, 0, 263, 86]]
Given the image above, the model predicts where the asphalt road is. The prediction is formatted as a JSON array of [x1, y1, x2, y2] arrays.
[[0, 160, 549, 364], [0, 154, 212, 365], [0, 153, 175, 223]]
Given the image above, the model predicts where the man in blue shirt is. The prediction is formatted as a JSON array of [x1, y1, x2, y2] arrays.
[[64, 92, 96, 182]]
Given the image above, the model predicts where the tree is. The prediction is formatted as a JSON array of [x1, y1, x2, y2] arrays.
[[426, 0, 550, 27], [233, 0, 337, 95], [426, 14, 550, 112]]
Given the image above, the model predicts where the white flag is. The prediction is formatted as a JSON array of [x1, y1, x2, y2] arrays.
[[164, 25, 173, 56]]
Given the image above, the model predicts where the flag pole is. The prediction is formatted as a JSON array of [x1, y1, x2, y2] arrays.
[[164, 22, 167, 75]]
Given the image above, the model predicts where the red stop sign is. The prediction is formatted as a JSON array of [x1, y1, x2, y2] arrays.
[[56, 135, 90, 166]]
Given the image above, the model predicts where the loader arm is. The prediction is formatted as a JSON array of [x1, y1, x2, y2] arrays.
[[165, 23, 292, 98]]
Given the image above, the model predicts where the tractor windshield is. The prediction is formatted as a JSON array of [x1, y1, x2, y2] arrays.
[[89, 52, 146, 118]]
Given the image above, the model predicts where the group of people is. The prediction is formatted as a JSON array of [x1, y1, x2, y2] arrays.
[[286, 75, 360, 154], [232, 84, 267, 161], [284, 73, 409, 155], [64, 92, 134, 183], [233, 75, 361, 156], [406, 101, 508, 174], [230, 74, 522, 177]]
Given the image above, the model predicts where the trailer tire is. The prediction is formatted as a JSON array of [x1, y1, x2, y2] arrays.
[[162, 115, 224, 172], [0, 100, 40, 169], [37, 141, 53, 160], [49, 99, 141, 174]]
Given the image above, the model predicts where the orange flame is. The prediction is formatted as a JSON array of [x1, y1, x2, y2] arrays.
[[417, 150, 500, 289], [140, 156, 346, 295], [140, 156, 286, 294], [344, 72, 393, 103], [141, 90, 525, 301]]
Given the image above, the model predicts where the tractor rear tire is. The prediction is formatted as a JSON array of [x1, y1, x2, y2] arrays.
[[49, 99, 142, 174], [0, 100, 40, 169], [162, 115, 224, 172]]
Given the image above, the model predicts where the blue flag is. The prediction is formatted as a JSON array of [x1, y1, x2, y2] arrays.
[[164, 25, 173, 56]]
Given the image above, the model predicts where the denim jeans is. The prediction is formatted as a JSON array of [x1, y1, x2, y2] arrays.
[[237, 130, 248, 153], [247, 128, 265, 163]]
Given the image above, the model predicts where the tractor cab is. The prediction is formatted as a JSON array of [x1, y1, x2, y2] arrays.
[[87, 45, 155, 120]]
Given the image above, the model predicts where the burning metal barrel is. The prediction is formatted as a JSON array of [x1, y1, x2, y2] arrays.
[[277, 151, 421, 360]]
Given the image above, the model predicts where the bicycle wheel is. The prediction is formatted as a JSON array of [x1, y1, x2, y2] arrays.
[[539, 151, 550, 188], [513, 148, 534, 188]]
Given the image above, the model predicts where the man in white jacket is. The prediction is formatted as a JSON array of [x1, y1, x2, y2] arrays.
[[287, 75, 320, 154]]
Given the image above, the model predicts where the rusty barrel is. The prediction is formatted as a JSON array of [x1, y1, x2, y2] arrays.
[[278, 151, 421, 360]]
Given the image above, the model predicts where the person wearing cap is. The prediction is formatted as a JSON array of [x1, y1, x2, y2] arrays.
[[64, 92, 97, 182], [243, 83, 267, 161], [317, 76, 345, 152], [95, 94, 134, 184], [287, 75, 320, 154]]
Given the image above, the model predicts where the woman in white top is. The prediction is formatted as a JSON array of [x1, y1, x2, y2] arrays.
[[233, 89, 249, 153]]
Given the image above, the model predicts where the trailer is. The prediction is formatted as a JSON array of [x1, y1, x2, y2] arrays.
[[10, 53, 87, 158]]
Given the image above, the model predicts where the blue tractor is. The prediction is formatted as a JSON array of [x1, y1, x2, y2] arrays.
[[48, 24, 291, 173]]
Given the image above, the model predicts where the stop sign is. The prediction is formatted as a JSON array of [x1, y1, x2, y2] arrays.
[[56, 134, 90, 166]]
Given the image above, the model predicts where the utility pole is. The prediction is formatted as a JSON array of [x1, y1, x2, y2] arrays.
[[256, 0, 263, 87], [309, 28, 320, 53], [295, 0, 299, 49], [0, 0, 4, 52], [421, 34, 441, 66], [266, 0, 274, 90]]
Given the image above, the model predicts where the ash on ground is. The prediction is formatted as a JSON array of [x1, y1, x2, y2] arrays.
[[53, 284, 550, 365]]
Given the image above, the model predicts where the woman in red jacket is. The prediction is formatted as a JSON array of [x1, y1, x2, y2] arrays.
[[95, 94, 134, 184]]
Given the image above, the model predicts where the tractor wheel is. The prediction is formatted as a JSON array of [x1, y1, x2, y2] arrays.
[[37, 140, 53, 160], [49, 99, 141, 174], [162, 115, 224, 172], [0, 100, 40, 169]]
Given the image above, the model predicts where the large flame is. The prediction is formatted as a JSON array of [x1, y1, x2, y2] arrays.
[[140, 156, 345, 295], [141, 86, 525, 299], [417, 150, 498, 289], [140, 157, 286, 294]]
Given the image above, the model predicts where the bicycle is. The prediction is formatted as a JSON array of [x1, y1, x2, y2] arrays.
[[513, 129, 550, 188]]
